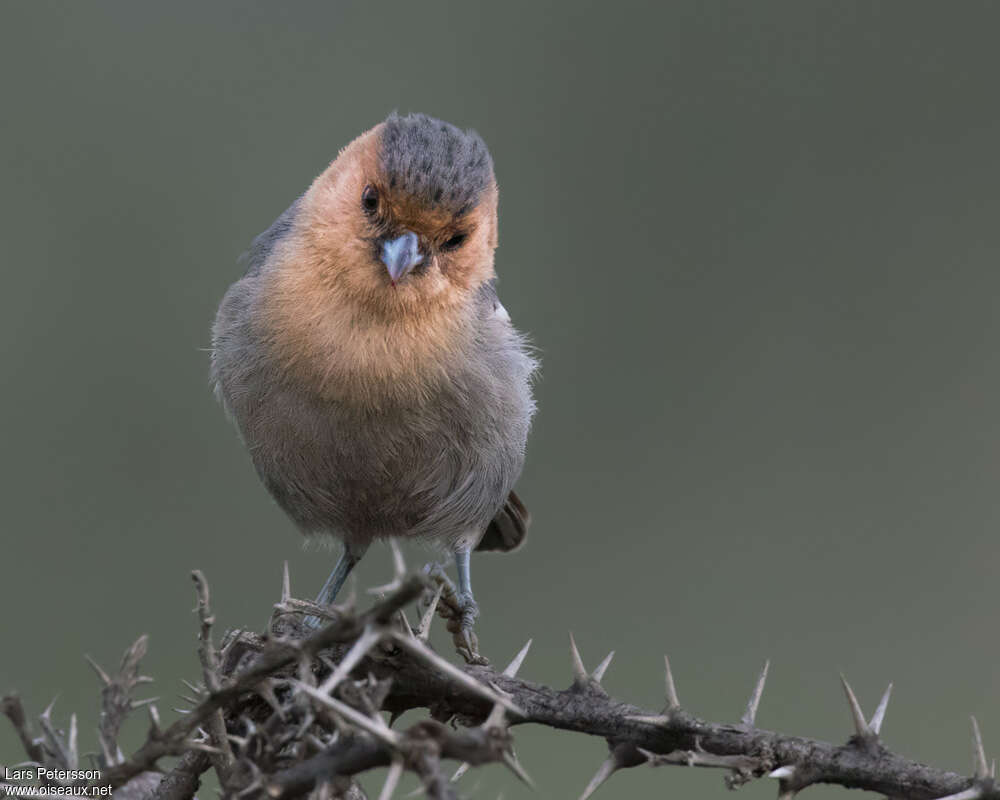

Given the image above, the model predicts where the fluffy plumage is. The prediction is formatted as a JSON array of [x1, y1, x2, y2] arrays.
[[211, 114, 536, 564], [379, 113, 494, 214]]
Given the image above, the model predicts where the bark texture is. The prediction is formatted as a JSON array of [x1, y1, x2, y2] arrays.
[[2, 562, 995, 800]]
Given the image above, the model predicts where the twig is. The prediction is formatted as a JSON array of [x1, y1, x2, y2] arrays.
[[5, 568, 998, 800], [191, 570, 235, 781], [100, 575, 426, 788]]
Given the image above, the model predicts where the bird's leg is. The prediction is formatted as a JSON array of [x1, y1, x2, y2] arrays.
[[303, 541, 368, 629], [452, 548, 486, 664], [418, 551, 488, 664], [454, 548, 476, 614]]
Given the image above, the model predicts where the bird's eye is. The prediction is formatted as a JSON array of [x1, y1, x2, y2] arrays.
[[441, 233, 467, 252], [361, 184, 379, 214]]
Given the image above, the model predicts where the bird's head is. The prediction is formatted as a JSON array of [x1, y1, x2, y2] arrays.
[[261, 114, 501, 400], [294, 113, 499, 317]]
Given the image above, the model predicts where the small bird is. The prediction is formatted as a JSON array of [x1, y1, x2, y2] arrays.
[[211, 113, 536, 653]]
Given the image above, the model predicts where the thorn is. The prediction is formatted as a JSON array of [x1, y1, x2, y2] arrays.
[[664, 655, 680, 709], [181, 679, 204, 695], [625, 714, 672, 726], [378, 757, 404, 800], [869, 683, 893, 735], [578, 755, 618, 800], [390, 632, 523, 715], [638, 744, 761, 771], [292, 680, 401, 747], [147, 704, 162, 733], [416, 584, 443, 642], [130, 697, 160, 709], [390, 539, 406, 577], [42, 695, 58, 720], [637, 747, 657, 763], [839, 674, 872, 738], [256, 681, 285, 719], [182, 740, 224, 755], [931, 789, 984, 800], [972, 716, 989, 780], [368, 541, 407, 595], [482, 700, 508, 732], [501, 751, 534, 789], [592, 651, 615, 684], [83, 655, 112, 687], [68, 713, 78, 766], [97, 730, 116, 766], [397, 609, 415, 638], [569, 633, 588, 685], [502, 639, 533, 679], [281, 561, 291, 603], [450, 762, 470, 783], [741, 660, 770, 726], [770, 765, 801, 799], [317, 625, 382, 694]]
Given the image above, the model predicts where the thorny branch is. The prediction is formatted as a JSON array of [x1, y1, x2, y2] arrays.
[[2, 556, 998, 800], [191, 569, 235, 780]]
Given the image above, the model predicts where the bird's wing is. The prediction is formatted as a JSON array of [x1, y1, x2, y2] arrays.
[[474, 280, 528, 552], [240, 195, 303, 277], [476, 490, 530, 552]]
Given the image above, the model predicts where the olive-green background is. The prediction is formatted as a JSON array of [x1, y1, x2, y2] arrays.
[[4, 2, 1000, 798]]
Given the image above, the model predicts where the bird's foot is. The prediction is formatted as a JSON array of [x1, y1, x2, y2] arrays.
[[452, 590, 485, 665], [422, 565, 489, 666], [299, 600, 344, 631], [301, 613, 324, 631], [270, 574, 345, 634]]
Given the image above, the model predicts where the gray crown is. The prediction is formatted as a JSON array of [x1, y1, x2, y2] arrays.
[[378, 113, 494, 215]]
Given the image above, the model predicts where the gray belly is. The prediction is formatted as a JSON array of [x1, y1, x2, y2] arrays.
[[254, 381, 528, 549]]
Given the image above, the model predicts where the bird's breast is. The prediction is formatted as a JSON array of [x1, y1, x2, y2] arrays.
[[213, 270, 535, 544], [266, 299, 474, 410]]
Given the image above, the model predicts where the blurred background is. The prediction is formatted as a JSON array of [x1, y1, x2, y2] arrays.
[[3, 2, 1000, 797]]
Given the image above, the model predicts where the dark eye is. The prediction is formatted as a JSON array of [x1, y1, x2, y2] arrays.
[[441, 232, 467, 252], [361, 184, 379, 214]]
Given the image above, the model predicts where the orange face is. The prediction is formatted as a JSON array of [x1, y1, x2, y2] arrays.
[[295, 124, 498, 319], [261, 123, 500, 404]]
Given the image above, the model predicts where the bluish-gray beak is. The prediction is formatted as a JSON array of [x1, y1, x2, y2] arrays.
[[381, 231, 424, 284]]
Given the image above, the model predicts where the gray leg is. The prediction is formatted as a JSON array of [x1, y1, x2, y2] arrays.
[[303, 542, 368, 629], [454, 548, 474, 598], [453, 547, 480, 634], [420, 548, 487, 664]]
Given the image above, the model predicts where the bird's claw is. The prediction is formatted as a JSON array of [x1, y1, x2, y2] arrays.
[[457, 591, 479, 627], [423, 565, 490, 665], [454, 591, 488, 665]]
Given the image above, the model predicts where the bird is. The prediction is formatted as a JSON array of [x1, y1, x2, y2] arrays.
[[211, 112, 537, 656]]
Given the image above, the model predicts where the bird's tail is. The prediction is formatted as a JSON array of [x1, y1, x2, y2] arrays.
[[476, 490, 530, 552]]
